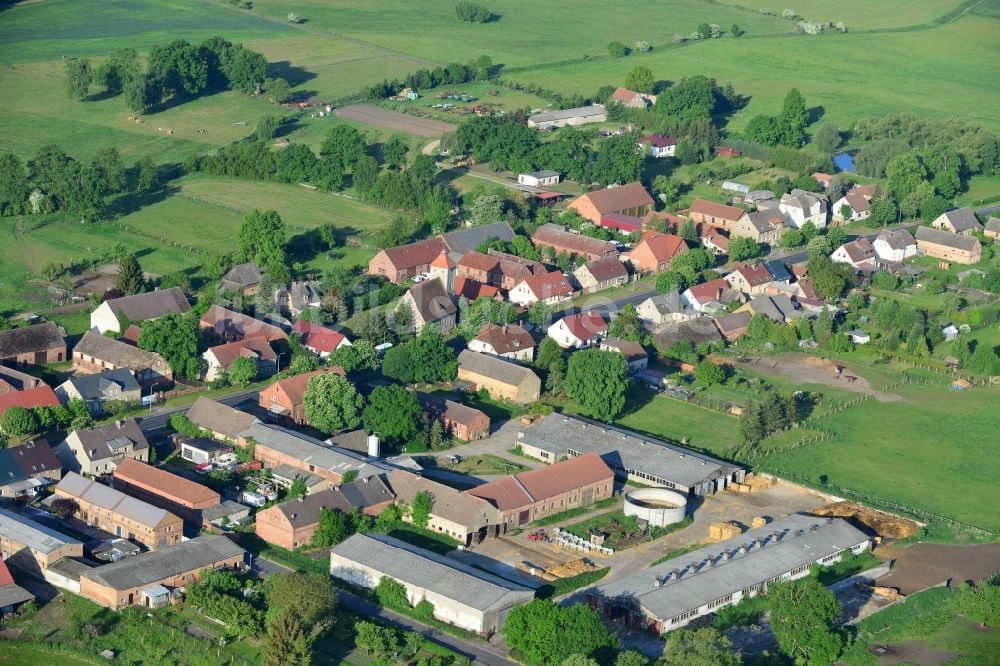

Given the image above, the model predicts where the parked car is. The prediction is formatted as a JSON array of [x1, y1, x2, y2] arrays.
[[241, 490, 267, 507], [195, 462, 214, 475]]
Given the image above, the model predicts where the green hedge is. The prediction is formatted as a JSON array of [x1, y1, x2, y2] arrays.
[[537, 567, 610, 599]]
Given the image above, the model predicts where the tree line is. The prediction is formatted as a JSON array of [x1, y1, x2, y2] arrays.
[[64, 37, 282, 113], [366, 54, 496, 100]]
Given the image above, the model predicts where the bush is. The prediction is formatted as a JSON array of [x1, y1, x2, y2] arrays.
[[607, 41, 629, 57], [455, 1, 495, 23]]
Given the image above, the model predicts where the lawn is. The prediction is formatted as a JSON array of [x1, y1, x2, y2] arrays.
[[0, 643, 103, 666], [507, 13, 1000, 134], [756, 382, 1000, 532], [615, 385, 742, 458], [711, 0, 968, 30], [451, 454, 527, 476]]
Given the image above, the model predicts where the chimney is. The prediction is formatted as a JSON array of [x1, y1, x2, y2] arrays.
[[738, 544, 748, 555], [297, 496, 304, 503], [703, 558, 714, 569], [653, 576, 664, 587], [721, 549, 731, 561], [290, 513, 297, 520], [117, 420, 124, 428], [669, 569, 679, 581], [755, 537, 763, 549], [771, 531, 781, 542]]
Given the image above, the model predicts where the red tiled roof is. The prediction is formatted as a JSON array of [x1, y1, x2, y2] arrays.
[[638, 231, 687, 262], [430, 249, 457, 269], [689, 198, 745, 222], [474, 324, 534, 354], [114, 458, 220, 507], [515, 452, 613, 500], [0, 557, 14, 588], [559, 312, 607, 341], [457, 251, 500, 273], [702, 228, 730, 251], [581, 257, 628, 283], [520, 272, 573, 299], [599, 214, 644, 233], [611, 87, 642, 104], [532, 224, 617, 258], [380, 237, 447, 271], [200, 305, 287, 341], [573, 183, 654, 217], [0, 386, 59, 419], [686, 277, 731, 303], [643, 134, 678, 148], [467, 475, 533, 511], [734, 263, 773, 287], [268, 367, 345, 406], [292, 320, 348, 354], [453, 277, 500, 301], [207, 336, 277, 368]]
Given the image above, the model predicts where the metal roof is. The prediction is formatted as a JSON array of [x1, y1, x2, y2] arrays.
[[528, 105, 606, 123], [331, 533, 534, 613], [517, 414, 737, 490], [592, 514, 869, 622], [241, 423, 386, 478], [0, 508, 82, 554], [80, 535, 246, 590]]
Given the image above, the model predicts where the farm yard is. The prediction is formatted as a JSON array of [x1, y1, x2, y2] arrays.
[[334, 104, 456, 137]]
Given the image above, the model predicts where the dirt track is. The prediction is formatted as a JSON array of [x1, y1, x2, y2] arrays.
[[743, 355, 903, 402], [335, 104, 455, 137], [876, 542, 1000, 595]]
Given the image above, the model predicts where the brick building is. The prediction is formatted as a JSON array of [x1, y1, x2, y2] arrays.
[[0, 322, 67, 367], [416, 392, 490, 441], [112, 459, 221, 525], [567, 183, 655, 225], [258, 367, 345, 425], [456, 351, 541, 404], [687, 199, 745, 232], [531, 224, 618, 262]]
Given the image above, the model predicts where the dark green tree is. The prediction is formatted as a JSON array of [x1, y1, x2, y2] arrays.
[[138, 313, 203, 379], [320, 124, 367, 172], [769, 578, 843, 666], [409, 325, 458, 383], [65, 58, 92, 100], [504, 600, 618, 666], [662, 628, 741, 666], [302, 373, 365, 433], [237, 208, 287, 268], [115, 254, 146, 296], [592, 133, 644, 185], [565, 349, 628, 421], [362, 385, 421, 447]]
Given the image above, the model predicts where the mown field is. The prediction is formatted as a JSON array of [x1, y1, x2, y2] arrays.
[[757, 382, 1000, 532]]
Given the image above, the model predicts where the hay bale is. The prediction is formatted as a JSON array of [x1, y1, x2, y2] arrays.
[[708, 521, 743, 542], [547, 559, 596, 579], [812, 501, 919, 540], [751, 516, 768, 529]]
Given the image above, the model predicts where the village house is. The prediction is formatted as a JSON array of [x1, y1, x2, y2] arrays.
[[527, 104, 607, 128], [72, 332, 172, 389], [598, 213, 644, 235], [456, 251, 503, 286], [932, 208, 983, 236], [832, 189, 873, 223], [983, 216, 1000, 240], [202, 337, 278, 382], [248, 422, 384, 486], [531, 223, 618, 262], [508, 271, 573, 307], [220, 262, 262, 296], [611, 86, 656, 108], [873, 229, 918, 262], [402, 279, 457, 334], [731, 209, 786, 245], [469, 452, 614, 530], [199, 305, 288, 344], [453, 277, 501, 302], [0, 386, 59, 431], [0, 366, 43, 394], [292, 319, 351, 359], [713, 311, 753, 341], [687, 199, 745, 232], [0, 550, 35, 614], [725, 264, 775, 296], [812, 172, 834, 189], [330, 533, 533, 635], [383, 470, 503, 545], [600, 338, 649, 373], [516, 414, 742, 494], [489, 250, 549, 290], [517, 170, 561, 188], [185, 398, 259, 444], [368, 223, 516, 283], [0, 440, 62, 499], [701, 227, 730, 256], [779, 189, 829, 229], [255, 476, 395, 550], [831, 238, 877, 268], [574, 257, 629, 293], [0, 508, 83, 579], [548, 312, 608, 349], [274, 282, 322, 318], [416, 392, 491, 441], [915, 226, 982, 265], [590, 514, 869, 633], [637, 292, 696, 326], [54, 369, 141, 414], [54, 472, 183, 550], [78, 535, 246, 611], [427, 250, 458, 293], [258, 367, 345, 426], [682, 278, 743, 314], [641, 134, 678, 158], [456, 350, 541, 404], [89, 288, 190, 335], [0, 322, 67, 367], [736, 294, 803, 324], [112, 459, 222, 525], [735, 190, 778, 210], [56, 418, 149, 476], [625, 231, 689, 275], [468, 323, 535, 362], [567, 183, 655, 226]]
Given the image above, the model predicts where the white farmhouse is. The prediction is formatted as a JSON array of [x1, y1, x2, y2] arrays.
[[779, 189, 828, 229]]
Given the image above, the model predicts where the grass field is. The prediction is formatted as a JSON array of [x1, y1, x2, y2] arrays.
[[0, 643, 103, 666], [757, 382, 1000, 532], [615, 386, 742, 457], [505, 13, 1000, 134]]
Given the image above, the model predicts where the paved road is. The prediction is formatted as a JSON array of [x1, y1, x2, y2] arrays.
[[974, 203, 1000, 218], [136, 389, 260, 435], [770, 222, 921, 265], [562, 285, 657, 318], [253, 555, 515, 665]]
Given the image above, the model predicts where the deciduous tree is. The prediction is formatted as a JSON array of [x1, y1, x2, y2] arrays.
[[138, 313, 204, 379], [303, 373, 364, 433], [565, 349, 628, 421], [65, 58, 92, 100], [362, 385, 420, 447], [769, 578, 843, 665]]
